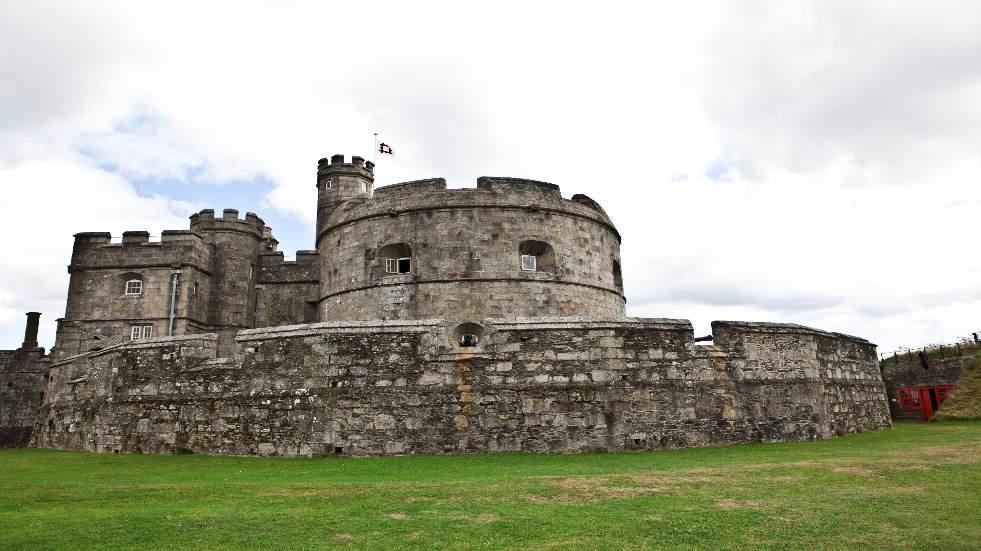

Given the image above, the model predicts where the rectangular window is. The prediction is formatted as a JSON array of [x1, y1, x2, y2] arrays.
[[131, 326, 141, 340], [125, 280, 142, 295], [325, 179, 332, 189], [899, 388, 923, 409], [361, 182, 366, 192], [131, 325, 152, 340], [386, 258, 411, 274], [521, 255, 536, 271], [142, 326, 152, 339]]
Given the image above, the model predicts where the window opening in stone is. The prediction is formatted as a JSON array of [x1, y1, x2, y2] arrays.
[[521, 255, 536, 271], [518, 240, 555, 274], [334, 446, 343, 454], [125, 280, 142, 295], [325, 179, 332, 189], [612, 260, 623, 293], [386, 258, 411, 274], [379, 243, 412, 276]]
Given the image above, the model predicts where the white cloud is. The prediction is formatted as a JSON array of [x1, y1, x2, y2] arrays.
[[1, 1, 979, 353]]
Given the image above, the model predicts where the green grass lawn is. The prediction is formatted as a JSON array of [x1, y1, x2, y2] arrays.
[[2, 421, 979, 550]]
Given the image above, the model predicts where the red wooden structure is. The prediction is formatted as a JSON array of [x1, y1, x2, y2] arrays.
[[898, 386, 955, 421]]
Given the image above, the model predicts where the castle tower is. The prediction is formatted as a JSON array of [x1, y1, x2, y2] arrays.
[[316, 154, 374, 243], [315, 173, 626, 325], [189, 209, 270, 355]]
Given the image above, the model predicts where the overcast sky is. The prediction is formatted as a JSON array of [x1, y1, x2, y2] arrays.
[[2, 1, 979, 355]]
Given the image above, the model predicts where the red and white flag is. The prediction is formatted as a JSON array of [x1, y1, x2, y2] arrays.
[[375, 136, 394, 157]]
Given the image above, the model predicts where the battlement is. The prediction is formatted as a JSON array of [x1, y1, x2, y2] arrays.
[[372, 178, 448, 199], [71, 230, 204, 250], [476, 177, 562, 198], [189, 208, 265, 236], [257, 250, 320, 269], [317, 154, 375, 178], [370, 177, 566, 202]]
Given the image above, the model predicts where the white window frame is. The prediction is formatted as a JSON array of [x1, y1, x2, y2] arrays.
[[131, 325, 153, 340], [521, 255, 537, 271], [325, 179, 332, 190], [125, 280, 142, 295], [386, 258, 411, 274]]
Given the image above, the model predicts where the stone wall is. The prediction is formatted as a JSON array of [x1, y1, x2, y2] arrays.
[[711, 321, 889, 435], [35, 318, 890, 457], [256, 250, 320, 327], [881, 357, 969, 420], [0, 348, 49, 448]]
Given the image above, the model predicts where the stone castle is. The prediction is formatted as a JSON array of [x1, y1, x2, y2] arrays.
[[1, 155, 891, 456]]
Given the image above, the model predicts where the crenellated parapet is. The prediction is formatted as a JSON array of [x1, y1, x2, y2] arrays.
[[189, 208, 266, 239], [327, 177, 617, 238], [318, 154, 375, 179], [257, 250, 320, 283], [69, 229, 210, 272]]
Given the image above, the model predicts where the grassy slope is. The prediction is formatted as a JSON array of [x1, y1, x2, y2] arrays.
[[1, 421, 979, 551], [934, 356, 981, 421]]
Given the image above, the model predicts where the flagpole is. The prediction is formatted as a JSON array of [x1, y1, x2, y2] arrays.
[[373, 133, 378, 165]]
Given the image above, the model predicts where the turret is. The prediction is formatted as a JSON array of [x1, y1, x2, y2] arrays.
[[316, 154, 374, 243], [188, 208, 272, 355]]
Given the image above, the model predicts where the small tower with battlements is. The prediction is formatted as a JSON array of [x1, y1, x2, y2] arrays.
[[316, 154, 374, 243]]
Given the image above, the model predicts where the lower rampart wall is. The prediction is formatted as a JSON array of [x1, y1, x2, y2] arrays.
[[34, 318, 891, 456]]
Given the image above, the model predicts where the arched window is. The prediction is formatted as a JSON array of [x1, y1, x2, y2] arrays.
[[115, 272, 145, 296], [518, 240, 556, 273], [378, 243, 412, 275]]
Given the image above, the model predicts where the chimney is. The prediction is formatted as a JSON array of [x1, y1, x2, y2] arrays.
[[22, 312, 40, 349]]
